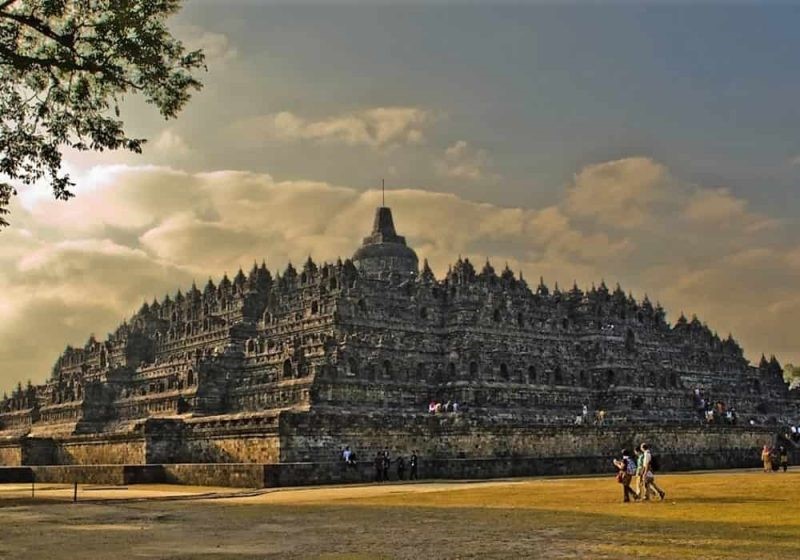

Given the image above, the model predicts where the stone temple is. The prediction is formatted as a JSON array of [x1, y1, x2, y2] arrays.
[[0, 207, 797, 484]]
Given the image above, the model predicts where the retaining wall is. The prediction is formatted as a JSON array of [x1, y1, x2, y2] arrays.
[[2, 446, 797, 489], [161, 463, 267, 488]]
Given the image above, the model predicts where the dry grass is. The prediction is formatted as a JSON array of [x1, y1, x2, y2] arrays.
[[1, 470, 798, 559]]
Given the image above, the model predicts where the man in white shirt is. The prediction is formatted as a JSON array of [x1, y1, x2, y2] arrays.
[[640, 442, 666, 500]]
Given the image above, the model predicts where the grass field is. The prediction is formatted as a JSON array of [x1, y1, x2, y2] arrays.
[[1, 470, 798, 559]]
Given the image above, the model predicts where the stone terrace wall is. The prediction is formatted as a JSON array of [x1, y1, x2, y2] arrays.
[[279, 410, 777, 465], [0, 416, 282, 467], [0, 438, 23, 466], [3, 446, 798, 489], [179, 433, 279, 463], [0, 433, 147, 466], [0, 408, 786, 485], [263, 445, 795, 487], [161, 463, 266, 487], [29, 465, 143, 485], [177, 416, 280, 464], [52, 435, 147, 465]]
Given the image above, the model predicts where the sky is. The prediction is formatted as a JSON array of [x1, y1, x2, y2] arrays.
[[2, 1, 800, 391]]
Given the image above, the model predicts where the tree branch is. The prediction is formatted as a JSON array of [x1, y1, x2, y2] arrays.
[[0, 11, 77, 51], [0, 43, 120, 80]]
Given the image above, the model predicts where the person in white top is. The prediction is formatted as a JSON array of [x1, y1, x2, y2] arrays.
[[640, 442, 666, 500]]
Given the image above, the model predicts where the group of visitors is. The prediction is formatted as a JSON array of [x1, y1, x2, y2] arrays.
[[573, 404, 605, 426], [373, 448, 419, 482], [760, 445, 789, 472], [693, 388, 737, 425], [340, 446, 420, 481], [612, 442, 666, 503], [428, 400, 459, 414]]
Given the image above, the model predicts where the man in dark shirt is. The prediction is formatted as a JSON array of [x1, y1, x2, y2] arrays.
[[374, 451, 384, 482], [409, 451, 418, 480], [382, 448, 391, 482], [396, 455, 406, 480]]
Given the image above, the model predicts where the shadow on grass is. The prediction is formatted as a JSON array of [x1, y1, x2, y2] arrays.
[[249, 501, 800, 560], [3, 473, 800, 560]]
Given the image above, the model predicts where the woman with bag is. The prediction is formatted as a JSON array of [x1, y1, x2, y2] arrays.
[[613, 449, 640, 503]]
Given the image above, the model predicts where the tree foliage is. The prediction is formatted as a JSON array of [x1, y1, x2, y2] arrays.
[[784, 363, 800, 388], [0, 0, 205, 227]]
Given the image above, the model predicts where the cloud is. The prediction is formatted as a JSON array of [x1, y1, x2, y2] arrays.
[[683, 187, 779, 232], [235, 107, 432, 149], [0, 237, 192, 389], [1, 156, 798, 391], [436, 140, 491, 181], [150, 129, 191, 158], [565, 157, 672, 229], [564, 156, 779, 238], [683, 187, 747, 225]]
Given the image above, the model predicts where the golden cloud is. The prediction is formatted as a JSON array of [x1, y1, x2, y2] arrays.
[[682, 187, 779, 232], [235, 107, 433, 149], [436, 140, 491, 181], [565, 157, 672, 229]]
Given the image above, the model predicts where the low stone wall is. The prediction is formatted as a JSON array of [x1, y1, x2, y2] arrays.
[[29, 465, 130, 485], [161, 463, 267, 488], [264, 461, 372, 487], [2, 446, 798, 489], [263, 448, 782, 486], [0, 465, 166, 486], [419, 449, 768, 480], [0, 438, 23, 466], [0, 466, 34, 483], [0, 463, 269, 488]]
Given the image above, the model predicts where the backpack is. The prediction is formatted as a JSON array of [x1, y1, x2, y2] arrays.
[[625, 457, 637, 475], [650, 454, 660, 472]]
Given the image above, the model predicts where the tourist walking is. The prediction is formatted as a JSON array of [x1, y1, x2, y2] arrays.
[[409, 451, 419, 480], [640, 443, 666, 500], [613, 449, 639, 503], [633, 447, 649, 500], [779, 446, 789, 472], [396, 455, 406, 480], [761, 445, 772, 472]]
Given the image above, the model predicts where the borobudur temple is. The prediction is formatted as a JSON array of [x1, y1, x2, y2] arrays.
[[0, 206, 797, 482]]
